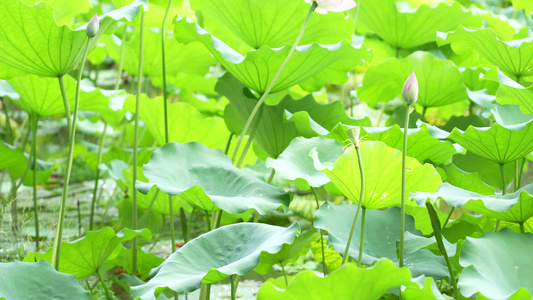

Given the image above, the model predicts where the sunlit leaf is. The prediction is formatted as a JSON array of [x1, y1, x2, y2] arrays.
[[136, 142, 290, 215], [131, 223, 299, 299], [311, 141, 442, 209]]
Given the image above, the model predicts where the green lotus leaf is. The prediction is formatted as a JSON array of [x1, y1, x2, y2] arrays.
[[265, 137, 344, 187], [8, 75, 124, 124], [131, 223, 299, 299], [0, 139, 53, 185], [123, 95, 228, 149], [452, 151, 515, 191], [437, 26, 533, 78], [327, 123, 458, 164], [311, 141, 442, 209], [481, 67, 533, 114], [314, 204, 449, 278], [459, 228, 533, 299], [357, 51, 468, 108], [220, 73, 369, 159], [136, 142, 290, 215], [174, 17, 371, 93], [121, 165, 189, 216], [23, 227, 151, 279], [20, 0, 92, 26], [513, 0, 533, 16], [103, 27, 215, 78], [412, 182, 533, 223], [437, 163, 495, 195], [190, 0, 354, 52], [403, 275, 444, 300], [0, 0, 146, 79], [0, 260, 89, 300], [255, 228, 318, 274], [358, 0, 480, 49], [448, 121, 533, 165], [104, 246, 164, 281], [257, 259, 412, 300]]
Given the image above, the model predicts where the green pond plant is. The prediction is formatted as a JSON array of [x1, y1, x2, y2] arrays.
[[2, 0, 533, 299]]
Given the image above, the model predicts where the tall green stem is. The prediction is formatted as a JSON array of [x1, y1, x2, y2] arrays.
[[114, 27, 128, 90], [311, 187, 327, 275], [31, 114, 39, 250], [495, 164, 507, 232], [161, 0, 176, 256], [58, 76, 72, 134], [280, 261, 289, 287], [51, 37, 92, 269], [236, 106, 263, 168], [399, 103, 411, 267], [132, 11, 146, 276], [426, 202, 458, 299], [231, 2, 316, 163], [89, 122, 108, 230], [342, 143, 365, 265], [96, 269, 112, 300], [442, 207, 454, 230], [230, 275, 237, 300], [358, 207, 366, 267]]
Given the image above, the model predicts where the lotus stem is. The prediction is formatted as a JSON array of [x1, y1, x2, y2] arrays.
[[161, 0, 177, 257], [280, 261, 289, 287], [57, 76, 72, 134], [114, 26, 127, 90], [342, 142, 365, 264], [520, 222, 525, 233], [51, 36, 92, 269], [236, 105, 263, 168], [30, 114, 39, 250], [399, 103, 411, 268], [231, 2, 317, 164], [96, 269, 112, 300], [230, 275, 237, 300], [311, 186, 327, 275], [495, 163, 507, 232], [358, 207, 366, 267], [442, 207, 454, 230], [426, 202, 458, 299], [89, 122, 107, 230], [132, 11, 146, 276], [2, 98, 13, 144]]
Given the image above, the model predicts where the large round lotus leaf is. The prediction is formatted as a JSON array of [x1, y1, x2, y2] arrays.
[[315, 203, 448, 278], [412, 182, 533, 223], [8, 75, 124, 124], [0, 260, 89, 300], [190, 0, 353, 52], [20, 0, 91, 26], [438, 26, 533, 79], [480, 67, 533, 114], [358, 0, 480, 49], [23, 227, 150, 279], [136, 142, 290, 215], [174, 17, 371, 94], [254, 228, 318, 274], [327, 123, 458, 164], [257, 259, 411, 300], [312, 141, 442, 209], [357, 51, 468, 108], [103, 27, 215, 78], [265, 137, 343, 187], [448, 121, 533, 165], [131, 223, 299, 299], [123, 95, 230, 150], [0, 0, 146, 79], [459, 228, 533, 299], [0, 139, 53, 185], [220, 74, 368, 158], [437, 163, 495, 195]]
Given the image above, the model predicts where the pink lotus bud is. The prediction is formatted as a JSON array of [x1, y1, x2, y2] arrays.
[[304, 0, 356, 14], [402, 71, 418, 105], [86, 14, 99, 37]]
